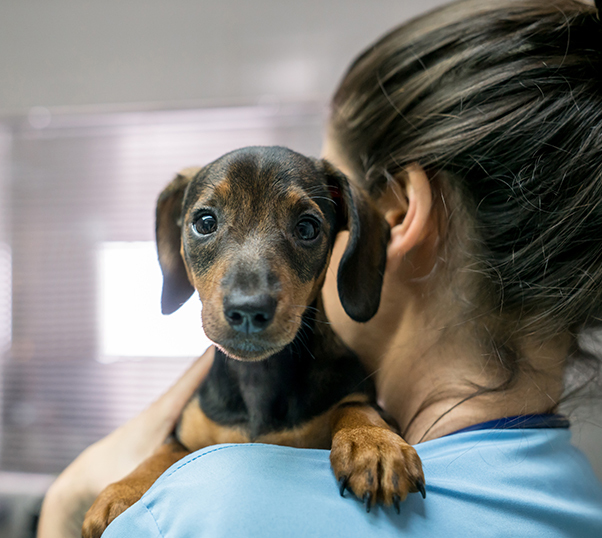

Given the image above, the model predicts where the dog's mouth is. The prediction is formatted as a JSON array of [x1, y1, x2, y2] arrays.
[[216, 337, 288, 361]]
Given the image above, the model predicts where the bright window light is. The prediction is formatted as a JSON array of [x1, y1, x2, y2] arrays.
[[98, 241, 211, 361], [0, 242, 11, 354]]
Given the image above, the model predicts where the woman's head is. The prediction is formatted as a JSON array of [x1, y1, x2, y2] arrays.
[[328, 0, 602, 360]]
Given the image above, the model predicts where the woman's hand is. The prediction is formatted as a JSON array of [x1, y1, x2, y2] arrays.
[[37, 346, 215, 538]]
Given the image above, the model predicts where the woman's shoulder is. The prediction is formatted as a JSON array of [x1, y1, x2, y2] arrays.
[[104, 429, 602, 538]]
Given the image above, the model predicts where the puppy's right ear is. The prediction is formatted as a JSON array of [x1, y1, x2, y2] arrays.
[[156, 168, 199, 314]]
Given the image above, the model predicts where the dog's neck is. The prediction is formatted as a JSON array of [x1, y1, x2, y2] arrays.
[[200, 298, 370, 440]]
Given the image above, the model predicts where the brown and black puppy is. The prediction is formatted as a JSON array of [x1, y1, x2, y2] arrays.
[[83, 146, 425, 537]]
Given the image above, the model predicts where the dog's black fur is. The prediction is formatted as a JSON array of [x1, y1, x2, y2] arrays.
[[196, 318, 377, 440]]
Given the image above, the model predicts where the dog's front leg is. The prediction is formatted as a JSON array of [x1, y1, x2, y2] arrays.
[[329, 398, 425, 513], [82, 438, 190, 538]]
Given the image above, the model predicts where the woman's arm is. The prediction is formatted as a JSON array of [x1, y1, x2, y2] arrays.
[[37, 347, 214, 538]]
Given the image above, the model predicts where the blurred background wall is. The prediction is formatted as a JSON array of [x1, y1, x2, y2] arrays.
[[0, 1, 600, 536], [0, 0, 448, 113]]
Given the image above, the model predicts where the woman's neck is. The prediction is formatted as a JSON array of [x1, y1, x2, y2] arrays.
[[373, 306, 568, 444], [320, 229, 568, 445]]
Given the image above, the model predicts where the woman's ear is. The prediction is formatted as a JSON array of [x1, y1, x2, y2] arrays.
[[382, 163, 434, 269]]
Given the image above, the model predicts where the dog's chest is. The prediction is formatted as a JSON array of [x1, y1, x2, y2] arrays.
[[195, 342, 374, 442]]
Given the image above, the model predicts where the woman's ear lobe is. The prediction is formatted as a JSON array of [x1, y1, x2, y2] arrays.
[[385, 163, 434, 260]]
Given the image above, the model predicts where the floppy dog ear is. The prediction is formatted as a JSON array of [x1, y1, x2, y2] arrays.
[[156, 168, 199, 315], [320, 160, 390, 322]]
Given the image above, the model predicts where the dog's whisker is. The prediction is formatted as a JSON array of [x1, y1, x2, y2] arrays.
[[310, 195, 337, 205], [292, 331, 317, 360], [290, 304, 320, 314], [286, 316, 317, 335], [288, 314, 332, 328], [303, 185, 328, 193]]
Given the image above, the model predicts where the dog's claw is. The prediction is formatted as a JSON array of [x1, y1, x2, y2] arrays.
[[363, 492, 372, 513], [339, 476, 348, 497], [393, 494, 401, 514], [416, 478, 426, 499]]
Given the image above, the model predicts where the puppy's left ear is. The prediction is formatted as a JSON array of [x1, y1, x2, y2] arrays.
[[319, 160, 390, 322]]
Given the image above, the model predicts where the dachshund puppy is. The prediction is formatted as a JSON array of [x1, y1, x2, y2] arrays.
[[83, 146, 425, 537]]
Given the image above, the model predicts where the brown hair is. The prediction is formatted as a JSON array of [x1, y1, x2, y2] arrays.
[[330, 0, 602, 393]]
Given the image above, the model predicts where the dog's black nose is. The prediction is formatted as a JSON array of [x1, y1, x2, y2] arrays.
[[223, 293, 277, 334]]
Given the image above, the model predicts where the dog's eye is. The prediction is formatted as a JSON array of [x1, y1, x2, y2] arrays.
[[194, 214, 218, 235], [295, 218, 320, 242]]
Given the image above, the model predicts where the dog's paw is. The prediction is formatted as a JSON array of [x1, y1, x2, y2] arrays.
[[330, 426, 425, 512], [82, 482, 144, 538]]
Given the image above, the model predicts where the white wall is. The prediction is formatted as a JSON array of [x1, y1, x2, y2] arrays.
[[0, 0, 447, 113]]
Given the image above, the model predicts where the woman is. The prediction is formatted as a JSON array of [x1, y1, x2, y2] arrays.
[[38, 0, 602, 536]]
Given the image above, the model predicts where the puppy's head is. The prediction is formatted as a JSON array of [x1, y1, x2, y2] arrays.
[[156, 146, 389, 361]]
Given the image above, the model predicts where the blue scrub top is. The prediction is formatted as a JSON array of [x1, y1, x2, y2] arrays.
[[104, 427, 602, 537]]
